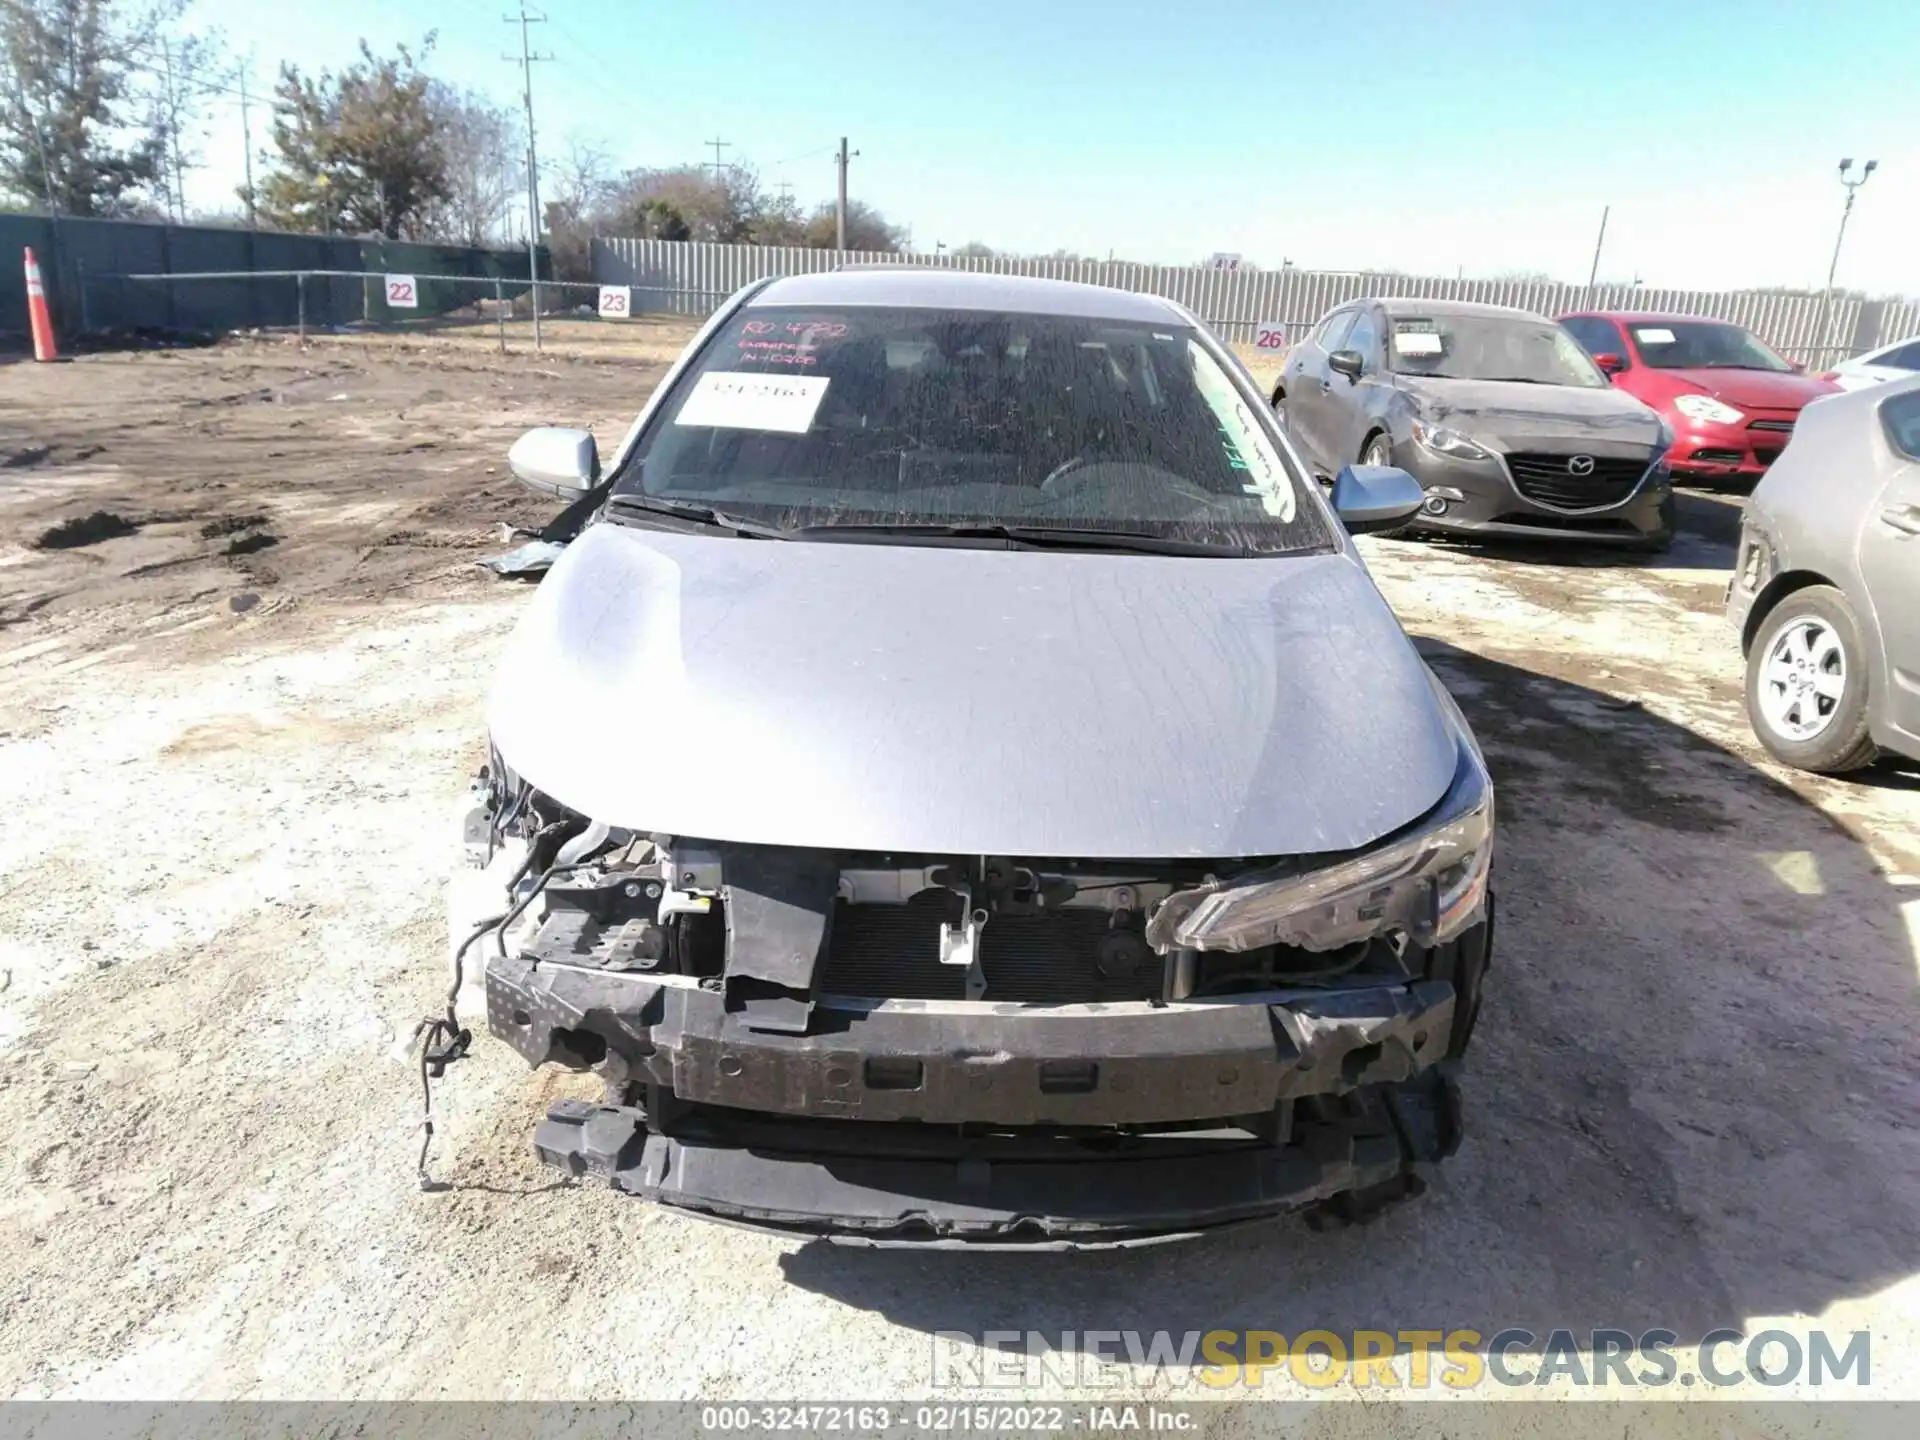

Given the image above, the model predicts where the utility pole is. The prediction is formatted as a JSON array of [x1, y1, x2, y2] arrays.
[[834, 136, 859, 254], [505, 4, 552, 349], [238, 65, 256, 228], [706, 136, 732, 178], [1815, 158, 1877, 365], [1586, 204, 1609, 296]]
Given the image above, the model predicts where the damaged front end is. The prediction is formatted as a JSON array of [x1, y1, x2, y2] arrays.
[[456, 736, 1494, 1248]]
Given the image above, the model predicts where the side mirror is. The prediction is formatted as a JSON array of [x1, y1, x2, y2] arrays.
[[1330, 463, 1423, 535], [507, 427, 598, 500], [1593, 352, 1625, 375], [1788, 360, 1807, 374], [1328, 349, 1365, 383]]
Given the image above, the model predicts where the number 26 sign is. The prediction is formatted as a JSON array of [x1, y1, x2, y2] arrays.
[[1252, 321, 1289, 351], [384, 274, 418, 309]]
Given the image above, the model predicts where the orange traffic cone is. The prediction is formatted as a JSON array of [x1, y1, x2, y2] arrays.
[[23, 247, 58, 362]]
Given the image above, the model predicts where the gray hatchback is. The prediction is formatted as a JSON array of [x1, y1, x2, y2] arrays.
[[1727, 374, 1920, 772], [1275, 298, 1674, 548]]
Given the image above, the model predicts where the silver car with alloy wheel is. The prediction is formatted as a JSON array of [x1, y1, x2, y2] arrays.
[[448, 269, 1499, 1247], [1726, 373, 1920, 773]]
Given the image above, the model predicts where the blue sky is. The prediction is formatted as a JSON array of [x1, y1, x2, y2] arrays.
[[184, 0, 1918, 294]]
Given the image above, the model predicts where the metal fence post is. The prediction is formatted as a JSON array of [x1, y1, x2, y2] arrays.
[[495, 277, 506, 354], [531, 263, 543, 353], [297, 272, 307, 344], [77, 257, 90, 334]]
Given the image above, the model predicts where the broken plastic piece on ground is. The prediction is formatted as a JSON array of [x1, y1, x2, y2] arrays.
[[478, 540, 568, 578]]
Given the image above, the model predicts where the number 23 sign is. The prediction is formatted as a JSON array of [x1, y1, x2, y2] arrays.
[[384, 274, 418, 309]]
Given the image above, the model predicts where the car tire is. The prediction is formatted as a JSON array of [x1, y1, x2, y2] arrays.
[[1360, 433, 1416, 537], [1744, 585, 1879, 774], [1630, 495, 1677, 553]]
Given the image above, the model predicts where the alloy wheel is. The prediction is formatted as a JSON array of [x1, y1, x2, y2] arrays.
[[1757, 617, 1847, 742]]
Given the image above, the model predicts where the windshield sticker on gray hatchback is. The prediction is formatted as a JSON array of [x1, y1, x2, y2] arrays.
[[1392, 321, 1443, 356], [674, 372, 830, 433]]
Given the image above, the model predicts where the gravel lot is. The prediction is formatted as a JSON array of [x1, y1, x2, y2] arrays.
[[2, 337, 1916, 1408]]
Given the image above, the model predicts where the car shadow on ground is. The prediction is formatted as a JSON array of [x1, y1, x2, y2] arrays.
[[779, 641, 1920, 1376]]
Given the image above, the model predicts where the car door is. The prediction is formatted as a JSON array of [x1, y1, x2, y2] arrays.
[[1859, 387, 1920, 742], [1324, 303, 1385, 466], [1285, 308, 1355, 469]]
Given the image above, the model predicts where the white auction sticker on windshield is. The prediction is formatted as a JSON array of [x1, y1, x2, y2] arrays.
[[674, 372, 830, 433], [1392, 330, 1444, 356], [1636, 327, 1676, 344]]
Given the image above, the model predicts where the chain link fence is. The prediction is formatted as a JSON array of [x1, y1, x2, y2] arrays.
[[76, 268, 724, 356]]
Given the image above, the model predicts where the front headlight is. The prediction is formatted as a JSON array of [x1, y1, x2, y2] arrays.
[[1145, 745, 1494, 955], [1410, 418, 1492, 460], [1673, 394, 1744, 426]]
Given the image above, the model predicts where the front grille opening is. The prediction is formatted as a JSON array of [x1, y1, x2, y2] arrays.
[[1688, 448, 1746, 465], [818, 893, 1165, 1003], [1506, 452, 1646, 509]]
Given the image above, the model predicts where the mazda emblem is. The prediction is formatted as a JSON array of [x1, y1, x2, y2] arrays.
[[1567, 455, 1596, 476]]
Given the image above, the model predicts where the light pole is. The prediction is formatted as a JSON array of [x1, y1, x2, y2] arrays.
[[1815, 157, 1876, 365]]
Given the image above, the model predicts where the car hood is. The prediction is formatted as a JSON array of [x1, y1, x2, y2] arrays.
[[1398, 376, 1662, 446], [486, 523, 1459, 859], [1652, 367, 1837, 410]]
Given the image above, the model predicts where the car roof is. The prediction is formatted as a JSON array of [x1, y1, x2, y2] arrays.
[[748, 268, 1187, 323], [1570, 310, 1746, 325], [1814, 368, 1920, 412], [1373, 296, 1549, 321]]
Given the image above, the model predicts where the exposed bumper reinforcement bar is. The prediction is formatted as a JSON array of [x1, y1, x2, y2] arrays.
[[487, 956, 1460, 1128], [532, 1067, 1463, 1248]]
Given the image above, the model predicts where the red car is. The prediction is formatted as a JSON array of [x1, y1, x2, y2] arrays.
[[1558, 311, 1840, 482]]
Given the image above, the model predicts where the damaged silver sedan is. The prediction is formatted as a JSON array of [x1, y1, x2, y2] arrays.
[[455, 269, 1496, 1247]]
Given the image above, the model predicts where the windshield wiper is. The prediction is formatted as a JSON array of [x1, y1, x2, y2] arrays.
[[1483, 376, 1549, 384], [793, 521, 1255, 557], [603, 493, 794, 539]]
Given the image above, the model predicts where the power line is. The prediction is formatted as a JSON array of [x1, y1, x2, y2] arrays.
[[773, 144, 833, 168], [706, 136, 731, 177]]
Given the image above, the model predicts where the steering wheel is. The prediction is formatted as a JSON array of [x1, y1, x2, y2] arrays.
[[1039, 455, 1099, 494], [1037, 456, 1225, 515]]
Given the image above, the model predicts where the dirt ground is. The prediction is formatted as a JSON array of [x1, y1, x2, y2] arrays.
[[1, 336, 1917, 1414]]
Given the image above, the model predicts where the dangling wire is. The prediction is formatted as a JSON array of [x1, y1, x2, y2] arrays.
[[412, 820, 610, 1191], [413, 821, 559, 1191]]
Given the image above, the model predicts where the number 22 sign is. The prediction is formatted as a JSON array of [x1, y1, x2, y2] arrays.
[[384, 274, 418, 309]]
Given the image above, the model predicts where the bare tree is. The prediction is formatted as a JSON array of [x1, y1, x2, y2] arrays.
[[424, 80, 519, 246], [147, 24, 225, 221]]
